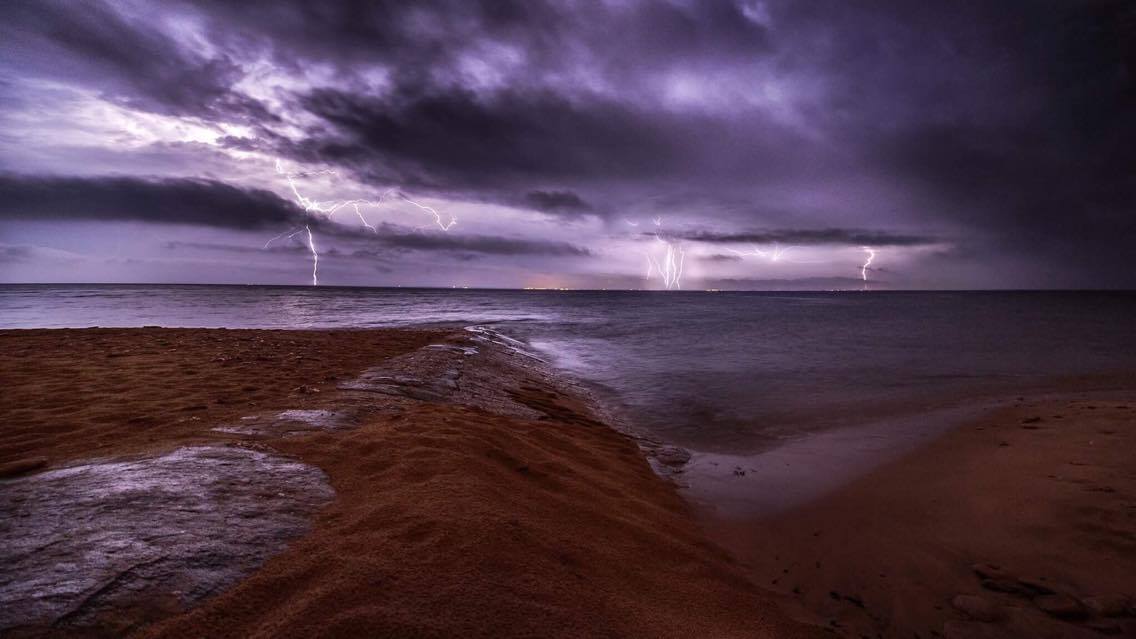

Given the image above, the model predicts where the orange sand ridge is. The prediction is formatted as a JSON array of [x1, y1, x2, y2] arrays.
[[0, 328, 822, 638]]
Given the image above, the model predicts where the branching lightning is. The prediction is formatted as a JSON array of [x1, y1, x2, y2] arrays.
[[264, 225, 319, 285], [266, 159, 456, 285], [728, 244, 792, 262], [640, 217, 684, 290], [275, 159, 457, 233], [646, 239, 685, 290]]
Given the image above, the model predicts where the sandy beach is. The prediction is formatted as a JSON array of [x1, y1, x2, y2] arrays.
[[3, 328, 1134, 637], [709, 388, 1136, 637], [4, 0, 1133, 634], [0, 328, 822, 638]]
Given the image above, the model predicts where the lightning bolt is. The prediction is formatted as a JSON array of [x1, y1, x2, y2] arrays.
[[275, 159, 457, 232], [860, 246, 876, 289], [647, 240, 685, 290], [303, 225, 318, 286], [641, 217, 684, 290], [728, 244, 792, 262], [267, 159, 456, 285], [264, 225, 320, 285]]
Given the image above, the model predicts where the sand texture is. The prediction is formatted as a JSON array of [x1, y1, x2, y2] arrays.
[[712, 392, 1136, 638], [0, 328, 821, 638]]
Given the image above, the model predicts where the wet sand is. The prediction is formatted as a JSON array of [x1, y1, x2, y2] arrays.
[[708, 388, 1136, 638], [0, 328, 821, 638]]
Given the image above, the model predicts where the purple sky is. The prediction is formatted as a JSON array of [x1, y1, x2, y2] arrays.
[[1, 0, 1133, 289]]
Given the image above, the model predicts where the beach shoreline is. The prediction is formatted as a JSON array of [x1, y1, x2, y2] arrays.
[[702, 383, 1136, 638], [0, 327, 823, 638], [4, 327, 1134, 637]]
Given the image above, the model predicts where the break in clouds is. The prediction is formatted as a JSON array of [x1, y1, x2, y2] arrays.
[[0, 0, 1133, 288]]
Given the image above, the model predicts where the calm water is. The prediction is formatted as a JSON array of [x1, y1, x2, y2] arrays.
[[3, 284, 1135, 454]]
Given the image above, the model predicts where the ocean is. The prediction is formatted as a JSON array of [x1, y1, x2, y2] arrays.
[[4, 285, 1135, 459]]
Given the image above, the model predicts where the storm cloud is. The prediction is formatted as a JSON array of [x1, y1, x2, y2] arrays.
[[523, 191, 592, 215], [0, 0, 1132, 287], [312, 222, 593, 258], [1, 0, 273, 122], [363, 228, 590, 258], [678, 228, 940, 248], [0, 174, 302, 229]]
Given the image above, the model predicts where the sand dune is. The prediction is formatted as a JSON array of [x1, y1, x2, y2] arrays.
[[0, 328, 821, 638]]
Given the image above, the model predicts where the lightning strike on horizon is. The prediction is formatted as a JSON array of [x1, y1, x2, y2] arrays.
[[263, 225, 320, 285], [267, 159, 456, 285], [303, 225, 318, 286], [860, 246, 876, 289], [647, 238, 685, 290], [641, 217, 684, 290]]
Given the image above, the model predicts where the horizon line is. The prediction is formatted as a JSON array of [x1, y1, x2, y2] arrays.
[[2, 282, 1134, 294]]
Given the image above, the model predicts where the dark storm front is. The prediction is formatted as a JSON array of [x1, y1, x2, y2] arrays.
[[3, 285, 1135, 453]]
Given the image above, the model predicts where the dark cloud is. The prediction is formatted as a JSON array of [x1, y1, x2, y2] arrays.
[[165, 225, 590, 258], [0, 174, 302, 229], [1, 0, 273, 121], [293, 86, 698, 185], [282, 81, 818, 222], [678, 228, 940, 247], [177, 0, 807, 210], [2, 0, 1134, 286], [699, 254, 743, 262], [164, 241, 306, 254], [785, 0, 1136, 285], [523, 190, 592, 215], [341, 223, 592, 258], [178, 0, 772, 84]]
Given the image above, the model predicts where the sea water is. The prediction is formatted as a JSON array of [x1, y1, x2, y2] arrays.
[[4, 285, 1135, 456]]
